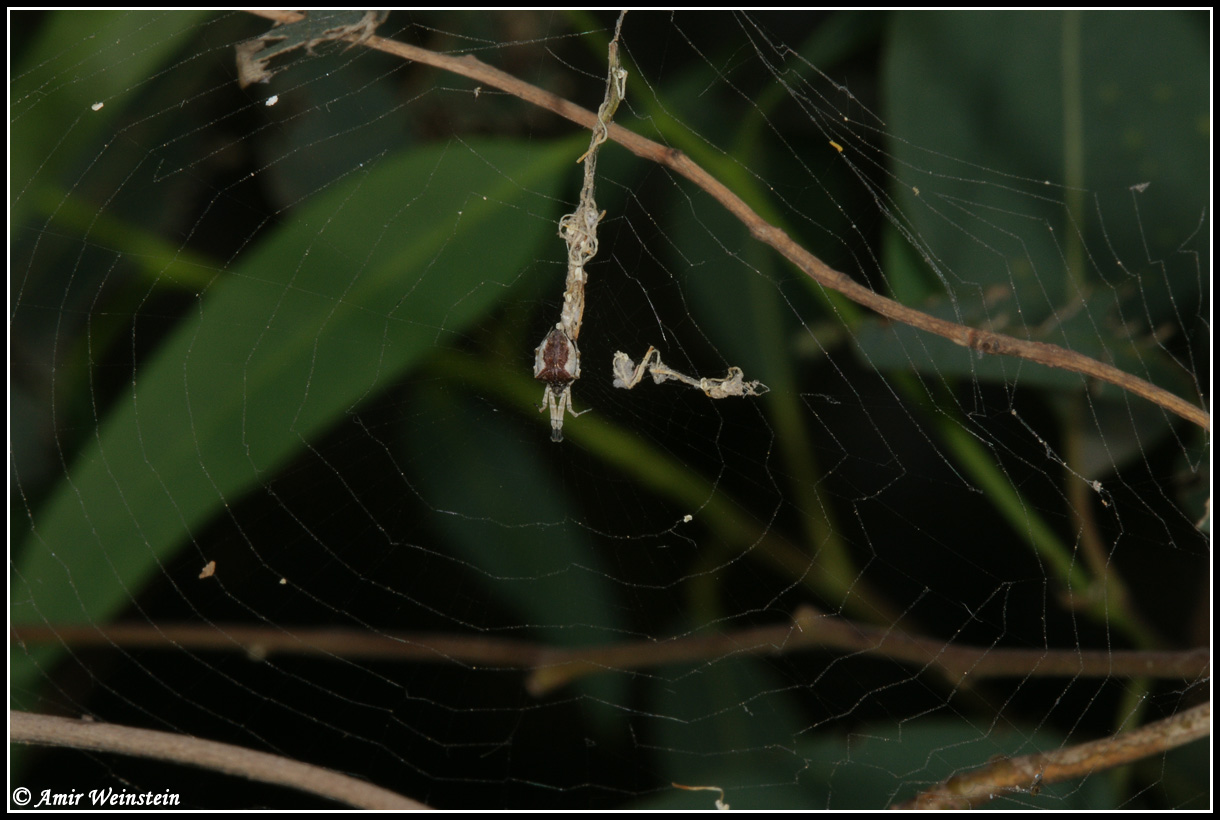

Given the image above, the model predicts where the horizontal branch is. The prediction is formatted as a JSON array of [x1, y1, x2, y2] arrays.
[[13, 612, 1209, 697], [10, 710, 429, 810], [244, 11, 1208, 431]]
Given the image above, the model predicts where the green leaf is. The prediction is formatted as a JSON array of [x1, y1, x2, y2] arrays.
[[12, 11, 215, 229], [405, 384, 623, 646], [12, 138, 578, 701], [869, 11, 1206, 471], [882, 12, 1206, 309], [643, 653, 809, 808], [404, 384, 629, 734], [798, 718, 1112, 809]]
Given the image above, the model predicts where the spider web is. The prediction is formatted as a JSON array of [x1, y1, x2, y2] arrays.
[[9, 10, 1210, 810]]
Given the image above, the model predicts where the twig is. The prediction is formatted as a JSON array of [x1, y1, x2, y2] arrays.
[[672, 782, 730, 810], [242, 10, 1208, 432], [9, 710, 429, 810], [891, 701, 1211, 809]]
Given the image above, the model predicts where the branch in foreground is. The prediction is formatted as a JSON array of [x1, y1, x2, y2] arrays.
[[10, 711, 429, 810], [13, 612, 1209, 697], [890, 701, 1210, 809], [243, 11, 1208, 432]]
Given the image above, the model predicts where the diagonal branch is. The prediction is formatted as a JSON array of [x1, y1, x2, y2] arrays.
[[10, 710, 429, 810], [891, 701, 1210, 809], [244, 10, 1208, 432]]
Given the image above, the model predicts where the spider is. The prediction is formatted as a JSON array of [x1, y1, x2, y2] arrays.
[[534, 326, 589, 442]]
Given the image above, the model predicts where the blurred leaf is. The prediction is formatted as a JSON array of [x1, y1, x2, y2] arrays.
[[11, 11, 214, 228], [405, 385, 628, 732], [12, 138, 577, 700], [870, 11, 1205, 471], [882, 11, 1207, 310], [405, 385, 623, 645], [798, 718, 1113, 809], [642, 653, 809, 808], [637, 715, 1121, 809]]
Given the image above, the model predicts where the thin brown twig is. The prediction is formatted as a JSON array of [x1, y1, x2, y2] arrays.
[[244, 10, 1208, 432], [13, 613, 1208, 697], [9, 710, 430, 810], [891, 701, 1211, 809]]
